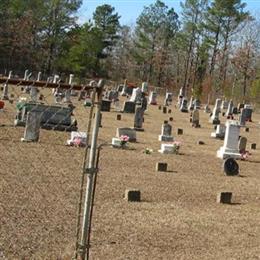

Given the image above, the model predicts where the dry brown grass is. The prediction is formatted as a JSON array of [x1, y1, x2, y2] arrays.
[[0, 88, 260, 259]]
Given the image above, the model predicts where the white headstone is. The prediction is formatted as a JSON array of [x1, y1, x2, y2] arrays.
[[217, 120, 241, 159]]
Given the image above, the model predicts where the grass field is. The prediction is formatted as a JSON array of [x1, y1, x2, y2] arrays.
[[0, 87, 260, 259]]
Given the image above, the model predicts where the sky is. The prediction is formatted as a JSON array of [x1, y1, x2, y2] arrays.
[[78, 0, 260, 25]]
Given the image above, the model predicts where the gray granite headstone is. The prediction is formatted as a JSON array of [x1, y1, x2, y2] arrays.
[[134, 106, 144, 131], [22, 111, 41, 142], [123, 101, 136, 113]]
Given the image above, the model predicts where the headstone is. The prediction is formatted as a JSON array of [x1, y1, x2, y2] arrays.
[[232, 107, 238, 115], [193, 99, 201, 110], [148, 91, 157, 105], [210, 98, 221, 124], [116, 114, 121, 120], [169, 117, 173, 122], [217, 120, 241, 159], [237, 103, 244, 112], [251, 143, 256, 150], [156, 162, 167, 172], [125, 189, 141, 202], [239, 108, 247, 126], [158, 143, 176, 154], [120, 79, 128, 96], [158, 105, 161, 110], [238, 136, 247, 153], [168, 109, 171, 114], [221, 100, 228, 110], [134, 106, 144, 131], [64, 74, 74, 102], [163, 106, 167, 114], [140, 93, 148, 111], [123, 101, 136, 113], [204, 104, 211, 113], [164, 92, 173, 106], [211, 124, 226, 139], [178, 87, 184, 106], [1, 71, 12, 100], [177, 128, 183, 135], [223, 158, 239, 176], [130, 87, 142, 104], [243, 107, 253, 122], [101, 99, 111, 112], [180, 98, 188, 112], [116, 127, 136, 142], [225, 100, 233, 117], [66, 131, 87, 146], [15, 103, 77, 131], [188, 96, 194, 111], [141, 82, 148, 93], [191, 109, 200, 128], [159, 121, 174, 142], [217, 192, 232, 204], [21, 111, 41, 142]]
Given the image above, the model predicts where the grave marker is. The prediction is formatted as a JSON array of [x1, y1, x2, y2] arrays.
[[159, 121, 174, 142], [21, 111, 41, 142], [217, 120, 241, 159]]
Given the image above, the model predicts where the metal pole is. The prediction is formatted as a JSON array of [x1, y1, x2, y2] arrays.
[[79, 80, 105, 260]]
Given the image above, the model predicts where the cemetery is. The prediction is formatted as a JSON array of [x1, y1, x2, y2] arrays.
[[0, 75, 260, 259], [1, 0, 260, 259]]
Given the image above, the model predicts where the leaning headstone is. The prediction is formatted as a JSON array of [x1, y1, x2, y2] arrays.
[[21, 111, 41, 142], [180, 98, 188, 113], [217, 120, 241, 159], [238, 136, 247, 153], [217, 192, 232, 204], [159, 121, 174, 142], [191, 109, 200, 128], [116, 127, 136, 142], [134, 106, 144, 131], [123, 101, 135, 113]]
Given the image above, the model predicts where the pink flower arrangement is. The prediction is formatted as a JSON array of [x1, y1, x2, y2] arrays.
[[119, 135, 129, 146]]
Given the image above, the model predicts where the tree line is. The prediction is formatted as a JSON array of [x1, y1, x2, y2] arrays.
[[0, 0, 260, 102]]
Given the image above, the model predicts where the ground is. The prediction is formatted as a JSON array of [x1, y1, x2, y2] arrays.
[[0, 87, 260, 259]]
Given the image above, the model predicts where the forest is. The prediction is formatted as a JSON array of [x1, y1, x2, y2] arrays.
[[0, 0, 260, 102]]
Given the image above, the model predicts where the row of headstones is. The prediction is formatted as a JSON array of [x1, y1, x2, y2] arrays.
[[1, 70, 76, 104]]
